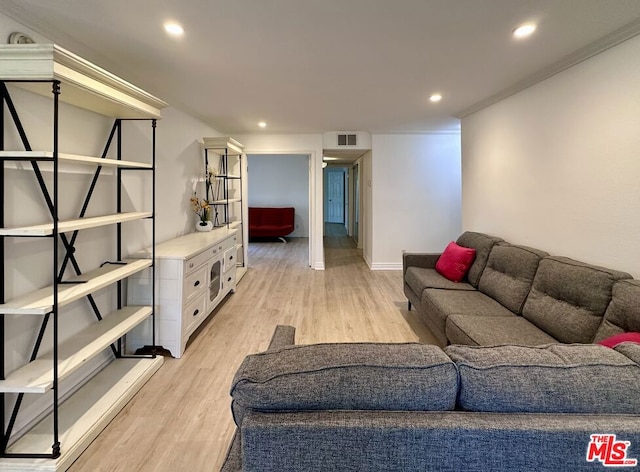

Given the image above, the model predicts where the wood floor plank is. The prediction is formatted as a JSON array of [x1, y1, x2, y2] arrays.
[[67, 227, 439, 471]]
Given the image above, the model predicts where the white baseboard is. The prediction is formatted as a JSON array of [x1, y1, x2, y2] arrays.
[[369, 262, 403, 271]]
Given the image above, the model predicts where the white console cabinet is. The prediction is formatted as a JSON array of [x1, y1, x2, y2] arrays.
[[128, 228, 238, 358]]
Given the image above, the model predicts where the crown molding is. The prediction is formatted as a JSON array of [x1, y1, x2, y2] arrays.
[[454, 18, 640, 119]]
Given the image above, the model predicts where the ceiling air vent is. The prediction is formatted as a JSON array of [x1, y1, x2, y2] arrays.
[[337, 134, 357, 146]]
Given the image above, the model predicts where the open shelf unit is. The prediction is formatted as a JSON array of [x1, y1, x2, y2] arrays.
[[0, 44, 167, 469], [203, 137, 247, 278]]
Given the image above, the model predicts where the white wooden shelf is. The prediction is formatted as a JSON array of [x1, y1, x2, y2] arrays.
[[0, 44, 167, 119], [0, 357, 163, 471], [0, 43, 162, 469], [0, 259, 152, 315], [202, 137, 244, 155], [0, 212, 152, 237], [0, 306, 152, 394], [229, 221, 242, 230], [0, 151, 152, 169], [210, 198, 241, 205]]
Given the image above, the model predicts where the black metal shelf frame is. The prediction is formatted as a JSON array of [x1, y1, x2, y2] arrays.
[[204, 147, 244, 233], [0, 80, 157, 459]]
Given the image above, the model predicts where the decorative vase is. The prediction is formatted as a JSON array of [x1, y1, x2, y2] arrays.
[[196, 220, 213, 232]]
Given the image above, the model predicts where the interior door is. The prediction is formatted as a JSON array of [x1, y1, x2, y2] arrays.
[[326, 169, 344, 223]]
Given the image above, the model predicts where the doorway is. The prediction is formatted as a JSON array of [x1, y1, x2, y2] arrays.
[[246, 153, 311, 266], [324, 167, 346, 224]]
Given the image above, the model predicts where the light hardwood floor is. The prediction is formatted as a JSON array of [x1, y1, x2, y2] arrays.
[[68, 227, 438, 471]]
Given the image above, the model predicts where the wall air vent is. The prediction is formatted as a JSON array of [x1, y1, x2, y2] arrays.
[[337, 134, 357, 146]]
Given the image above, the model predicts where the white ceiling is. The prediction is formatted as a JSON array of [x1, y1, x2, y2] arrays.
[[2, 0, 640, 135]]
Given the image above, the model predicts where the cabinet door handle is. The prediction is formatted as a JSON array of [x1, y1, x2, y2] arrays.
[[194, 280, 200, 287], [229, 255, 234, 260], [228, 276, 232, 282], [193, 309, 199, 317], [189, 262, 194, 268]]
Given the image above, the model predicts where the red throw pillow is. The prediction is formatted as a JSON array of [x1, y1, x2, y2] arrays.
[[435, 242, 476, 283], [598, 332, 640, 348]]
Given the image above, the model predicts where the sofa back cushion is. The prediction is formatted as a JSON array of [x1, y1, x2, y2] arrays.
[[230, 343, 458, 425], [522, 256, 632, 343], [478, 243, 547, 314], [593, 279, 640, 342], [445, 343, 640, 414], [455, 232, 503, 287]]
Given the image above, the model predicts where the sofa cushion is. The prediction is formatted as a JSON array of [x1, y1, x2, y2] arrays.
[[446, 315, 558, 346], [445, 343, 640, 414], [615, 342, 640, 364], [421, 289, 515, 345], [593, 279, 640, 342], [435, 242, 476, 283], [478, 244, 547, 314], [405, 267, 476, 295], [423, 289, 516, 321], [455, 232, 503, 287], [230, 343, 458, 425], [522, 256, 632, 344]]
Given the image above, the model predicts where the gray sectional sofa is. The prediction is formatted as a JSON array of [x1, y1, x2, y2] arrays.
[[403, 231, 640, 346], [222, 325, 640, 471], [221, 233, 640, 471]]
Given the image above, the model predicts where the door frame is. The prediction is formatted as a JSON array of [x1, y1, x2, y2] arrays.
[[245, 151, 315, 268]]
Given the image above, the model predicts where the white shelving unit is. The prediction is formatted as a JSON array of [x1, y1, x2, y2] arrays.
[[203, 137, 247, 280], [0, 44, 167, 470]]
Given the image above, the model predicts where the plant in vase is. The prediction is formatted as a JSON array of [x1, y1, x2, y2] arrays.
[[190, 193, 213, 232]]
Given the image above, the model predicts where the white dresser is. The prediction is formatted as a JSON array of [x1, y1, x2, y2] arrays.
[[128, 228, 239, 357]]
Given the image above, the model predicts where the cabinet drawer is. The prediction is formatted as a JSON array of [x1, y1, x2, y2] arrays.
[[222, 268, 236, 294], [221, 233, 237, 252], [183, 293, 207, 335], [223, 247, 236, 273], [185, 250, 211, 275], [184, 264, 207, 301]]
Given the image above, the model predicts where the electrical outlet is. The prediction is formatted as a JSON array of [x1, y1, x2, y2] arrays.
[[296, 224, 299, 229]]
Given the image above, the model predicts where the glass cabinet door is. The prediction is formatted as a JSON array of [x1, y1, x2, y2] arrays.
[[209, 259, 222, 305]]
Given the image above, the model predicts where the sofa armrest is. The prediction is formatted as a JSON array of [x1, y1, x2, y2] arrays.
[[221, 325, 296, 472], [266, 325, 296, 351], [403, 252, 441, 275]]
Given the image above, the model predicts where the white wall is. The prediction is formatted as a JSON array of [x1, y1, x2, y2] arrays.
[[360, 150, 373, 263], [153, 107, 221, 241], [247, 154, 309, 237], [462, 34, 640, 278], [236, 133, 325, 269], [369, 134, 462, 269]]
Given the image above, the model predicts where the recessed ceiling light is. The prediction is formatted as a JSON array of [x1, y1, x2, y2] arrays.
[[513, 23, 536, 39], [429, 94, 442, 103], [164, 22, 184, 37], [258, 121, 267, 128]]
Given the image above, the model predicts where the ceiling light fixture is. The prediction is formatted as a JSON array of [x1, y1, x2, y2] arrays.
[[513, 23, 536, 39], [429, 94, 442, 103], [164, 22, 184, 37], [258, 121, 267, 128], [323, 157, 339, 161]]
